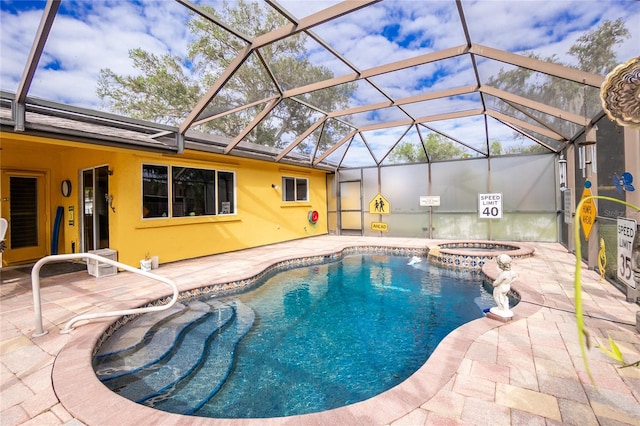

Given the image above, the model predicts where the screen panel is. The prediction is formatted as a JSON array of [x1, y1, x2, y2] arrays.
[[491, 154, 556, 211], [431, 159, 488, 212]]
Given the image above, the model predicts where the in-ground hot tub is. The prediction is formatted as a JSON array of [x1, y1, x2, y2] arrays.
[[427, 241, 535, 270]]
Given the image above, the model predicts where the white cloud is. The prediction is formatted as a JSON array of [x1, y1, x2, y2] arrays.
[[0, 8, 44, 91], [277, 0, 342, 19], [0, 0, 637, 138], [1, 0, 191, 109], [461, 0, 638, 63], [30, 68, 101, 105]]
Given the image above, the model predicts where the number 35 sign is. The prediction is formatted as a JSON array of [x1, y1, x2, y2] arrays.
[[617, 217, 637, 289]]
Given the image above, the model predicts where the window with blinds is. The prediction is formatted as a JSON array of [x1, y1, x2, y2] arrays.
[[9, 176, 38, 248]]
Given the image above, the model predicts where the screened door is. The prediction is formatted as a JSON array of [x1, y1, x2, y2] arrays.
[[339, 180, 362, 235], [1, 172, 47, 265]]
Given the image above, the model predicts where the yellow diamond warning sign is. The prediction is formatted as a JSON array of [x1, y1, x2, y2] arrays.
[[579, 187, 597, 239], [369, 194, 390, 214]]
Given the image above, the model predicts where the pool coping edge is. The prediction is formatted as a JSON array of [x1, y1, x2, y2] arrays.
[[51, 243, 544, 426]]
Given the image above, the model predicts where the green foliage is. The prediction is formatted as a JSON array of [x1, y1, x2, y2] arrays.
[[387, 141, 426, 163], [488, 18, 629, 88], [574, 196, 640, 382], [489, 139, 549, 156], [489, 140, 502, 155], [97, 0, 354, 149], [596, 333, 640, 369], [597, 334, 626, 364], [387, 133, 464, 164], [569, 19, 630, 75], [97, 49, 201, 125], [486, 19, 630, 148], [503, 142, 549, 155], [387, 20, 630, 163], [425, 133, 465, 160]]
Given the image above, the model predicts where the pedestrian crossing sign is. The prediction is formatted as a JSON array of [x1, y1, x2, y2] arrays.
[[369, 194, 390, 214]]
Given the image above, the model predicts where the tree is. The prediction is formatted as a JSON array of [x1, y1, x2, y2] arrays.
[[504, 142, 549, 155], [486, 19, 630, 149], [97, 0, 354, 150], [386, 21, 630, 164], [387, 141, 426, 164], [98, 49, 201, 125], [489, 140, 502, 155], [568, 19, 630, 75], [387, 133, 464, 164]]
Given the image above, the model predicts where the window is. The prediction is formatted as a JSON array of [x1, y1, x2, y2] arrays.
[[172, 167, 215, 217], [282, 177, 308, 202], [142, 165, 169, 218], [218, 171, 235, 214], [142, 164, 235, 218]]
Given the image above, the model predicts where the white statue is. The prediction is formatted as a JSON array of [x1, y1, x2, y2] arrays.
[[490, 254, 517, 318]]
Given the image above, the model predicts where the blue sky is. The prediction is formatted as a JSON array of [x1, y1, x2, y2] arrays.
[[1, 0, 638, 165]]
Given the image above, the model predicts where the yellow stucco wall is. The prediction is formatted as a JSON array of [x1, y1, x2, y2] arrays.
[[1, 132, 328, 268]]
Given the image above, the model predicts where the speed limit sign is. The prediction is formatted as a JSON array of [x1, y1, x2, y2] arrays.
[[478, 193, 502, 219], [617, 217, 637, 289]]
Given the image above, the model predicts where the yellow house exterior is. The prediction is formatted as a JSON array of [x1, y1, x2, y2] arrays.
[[1, 132, 329, 268]]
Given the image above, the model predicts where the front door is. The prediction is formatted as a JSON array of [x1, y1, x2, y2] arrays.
[[81, 166, 110, 252], [1, 171, 48, 266]]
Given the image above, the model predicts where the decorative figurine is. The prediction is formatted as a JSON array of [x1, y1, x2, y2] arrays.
[[490, 254, 517, 318]]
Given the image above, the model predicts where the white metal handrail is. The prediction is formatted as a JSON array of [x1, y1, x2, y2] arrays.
[[31, 253, 178, 337]]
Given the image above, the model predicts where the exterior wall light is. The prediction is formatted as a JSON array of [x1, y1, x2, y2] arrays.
[[271, 184, 280, 190], [105, 193, 116, 212]]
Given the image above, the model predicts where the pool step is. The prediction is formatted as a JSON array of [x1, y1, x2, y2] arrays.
[[102, 302, 234, 401], [143, 300, 255, 414], [95, 301, 212, 380], [96, 303, 187, 357]]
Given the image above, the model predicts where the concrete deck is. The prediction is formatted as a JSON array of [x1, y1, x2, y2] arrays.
[[1, 236, 639, 425]]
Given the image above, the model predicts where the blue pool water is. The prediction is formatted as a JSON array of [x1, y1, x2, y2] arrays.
[[95, 254, 496, 418]]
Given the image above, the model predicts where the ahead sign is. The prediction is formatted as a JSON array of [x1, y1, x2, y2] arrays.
[[371, 222, 388, 232], [617, 217, 637, 289], [478, 193, 502, 219], [580, 187, 597, 239]]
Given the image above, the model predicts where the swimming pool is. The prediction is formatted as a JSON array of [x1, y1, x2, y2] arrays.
[[93, 253, 497, 418]]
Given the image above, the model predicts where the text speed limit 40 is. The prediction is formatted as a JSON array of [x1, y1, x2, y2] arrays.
[[478, 193, 503, 219]]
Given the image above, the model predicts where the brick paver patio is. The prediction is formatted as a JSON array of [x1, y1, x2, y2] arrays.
[[1, 236, 639, 425]]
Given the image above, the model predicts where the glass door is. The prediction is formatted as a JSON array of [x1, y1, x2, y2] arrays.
[[81, 166, 110, 252]]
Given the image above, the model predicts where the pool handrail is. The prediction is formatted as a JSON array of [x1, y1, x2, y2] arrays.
[[31, 253, 178, 337]]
